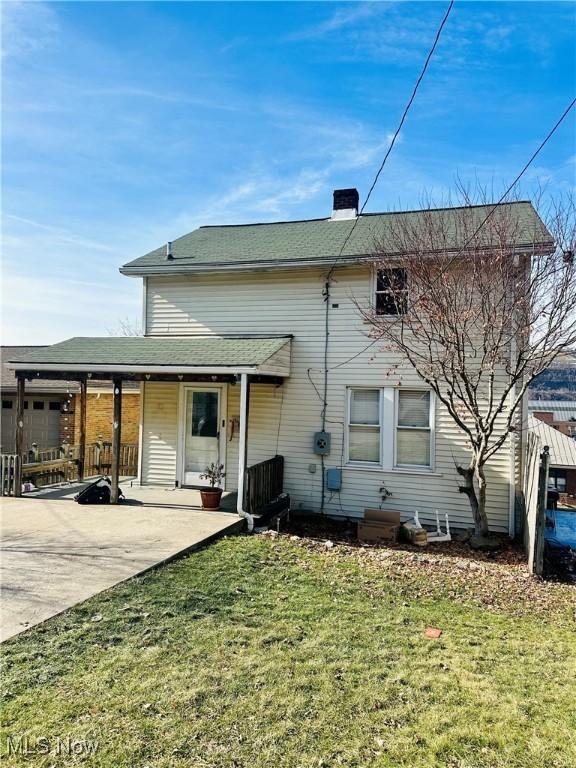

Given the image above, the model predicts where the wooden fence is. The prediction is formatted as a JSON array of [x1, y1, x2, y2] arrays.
[[522, 433, 550, 576], [1, 441, 138, 495]]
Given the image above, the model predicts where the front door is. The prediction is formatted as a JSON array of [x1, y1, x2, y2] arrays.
[[182, 387, 223, 486]]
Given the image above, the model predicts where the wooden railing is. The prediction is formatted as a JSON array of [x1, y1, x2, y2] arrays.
[[243, 455, 284, 515], [1, 441, 139, 494], [1, 455, 21, 497], [84, 443, 138, 478]]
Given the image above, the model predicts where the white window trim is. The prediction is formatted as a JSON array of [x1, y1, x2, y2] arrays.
[[345, 387, 382, 468], [345, 386, 435, 473], [372, 267, 409, 317], [394, 388, 436, 472]]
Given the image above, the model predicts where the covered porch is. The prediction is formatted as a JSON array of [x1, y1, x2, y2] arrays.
[[6, 335, 292, 525]]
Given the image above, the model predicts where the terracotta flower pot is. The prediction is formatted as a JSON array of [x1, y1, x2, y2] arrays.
[[200, 487, 223, 510]]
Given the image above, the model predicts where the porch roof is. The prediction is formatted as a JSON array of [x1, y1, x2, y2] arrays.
[[7, 336, 292, 379]]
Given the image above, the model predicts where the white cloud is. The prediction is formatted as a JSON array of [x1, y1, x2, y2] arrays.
[[289, 2, 391, 41], [1, 273, 141, 345], [1, 0, 59, 60], [4, 214, 119, 254]]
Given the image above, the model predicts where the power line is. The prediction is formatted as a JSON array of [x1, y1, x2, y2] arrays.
[[325, 95, 576, 373], [317, 0, 454, 513], [320, 0, 454, 420], [327, 0, 454, 281]]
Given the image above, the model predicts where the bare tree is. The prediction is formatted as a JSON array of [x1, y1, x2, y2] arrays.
[[359, 191, 575, 537], [107, 317, 142, 337]]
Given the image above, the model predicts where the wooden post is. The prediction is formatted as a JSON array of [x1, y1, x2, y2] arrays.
[[14, 376, 25, 496], [110, 378, 122, 503], [534, 445, 550, 577], [78, 378, 87, 481]]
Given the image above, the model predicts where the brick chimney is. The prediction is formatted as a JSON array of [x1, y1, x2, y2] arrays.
[[331, 188, 359, 220]]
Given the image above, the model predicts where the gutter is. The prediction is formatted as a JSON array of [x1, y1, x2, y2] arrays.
[[9, 363, 262, 375], [119, 242, 555, 278]]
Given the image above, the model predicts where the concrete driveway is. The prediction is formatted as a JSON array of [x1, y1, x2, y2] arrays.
[[0, 484, 243, 641]]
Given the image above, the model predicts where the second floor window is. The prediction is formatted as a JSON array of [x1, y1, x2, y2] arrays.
[[375, 268, 408, 316]]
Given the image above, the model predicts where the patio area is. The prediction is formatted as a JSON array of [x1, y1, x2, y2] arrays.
[[0, 482, 243, 642]]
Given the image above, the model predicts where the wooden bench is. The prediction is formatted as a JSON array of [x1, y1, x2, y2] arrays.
[[244, 455, 290, 532]]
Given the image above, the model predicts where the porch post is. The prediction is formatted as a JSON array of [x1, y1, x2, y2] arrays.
[[78, 378, 87, 481], [110, 377, 122, 503], [237, 373, 251, 525], [14, 375, 25, 497]]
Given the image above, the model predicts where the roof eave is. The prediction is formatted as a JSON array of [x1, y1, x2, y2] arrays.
[[10, 362, 273, 375], [119, 239, 556, 277]]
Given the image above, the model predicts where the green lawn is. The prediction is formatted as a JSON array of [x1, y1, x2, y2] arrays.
[[1, 533, 575, 768]]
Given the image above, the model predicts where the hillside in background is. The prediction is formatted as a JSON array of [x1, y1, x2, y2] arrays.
[[529, 353, 576, 401]]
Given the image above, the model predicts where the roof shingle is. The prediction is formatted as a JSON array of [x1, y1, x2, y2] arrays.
[[7, 336, 291, 370], [121, 202, 553, 275]]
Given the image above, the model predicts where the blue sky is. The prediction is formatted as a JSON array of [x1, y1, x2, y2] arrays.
[[2, 0, 575, 344]]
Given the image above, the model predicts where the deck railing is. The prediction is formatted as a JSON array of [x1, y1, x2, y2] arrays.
[[1, 441, 138, 495], [1, 455, 21, 497], [243, 455, 284, 515]]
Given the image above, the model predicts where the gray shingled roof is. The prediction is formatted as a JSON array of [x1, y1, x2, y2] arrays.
[[7, 336, 291, 369], [120, 202, 553, 275], [1, 346, 79, 392]]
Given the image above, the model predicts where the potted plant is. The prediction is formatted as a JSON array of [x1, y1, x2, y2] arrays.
[[199, 463, 226, 510]]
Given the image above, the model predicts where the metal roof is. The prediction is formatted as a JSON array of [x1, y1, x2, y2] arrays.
[[528, 401, 576, 421], [7, 336, 292, 377], [528, 415, 576, 468], [120, 201, 553, 276]]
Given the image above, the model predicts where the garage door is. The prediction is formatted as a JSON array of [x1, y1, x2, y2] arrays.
[[1, 396, 62, 453]]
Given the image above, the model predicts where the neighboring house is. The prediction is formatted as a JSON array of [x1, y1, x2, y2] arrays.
[[1, 346, 140, 452], [7, 191, 554, 532], [528, 415, 576, 499], [528, 400, 576, 440], [1, 347, 75, 452]]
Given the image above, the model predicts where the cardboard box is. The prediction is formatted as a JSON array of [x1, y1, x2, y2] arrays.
[[357, 509, 401, 544]]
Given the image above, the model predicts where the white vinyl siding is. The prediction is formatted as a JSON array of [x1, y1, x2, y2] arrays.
[[142, 266, 515, 532], [140, 382, 179, 485]]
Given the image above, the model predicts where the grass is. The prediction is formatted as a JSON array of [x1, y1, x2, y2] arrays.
[[1, 532, 575, 768]]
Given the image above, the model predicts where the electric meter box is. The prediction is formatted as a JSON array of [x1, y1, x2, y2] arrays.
[[313, 431, 331, 455]]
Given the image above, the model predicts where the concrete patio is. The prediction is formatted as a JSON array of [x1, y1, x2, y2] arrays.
[[0, 482, 243, 642]]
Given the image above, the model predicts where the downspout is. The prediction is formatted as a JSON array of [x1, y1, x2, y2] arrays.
[[508, 254, 519, 538], [320, 279, 331, 513], [508, 338, 517, 538], [236, 373, 254, 532]]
